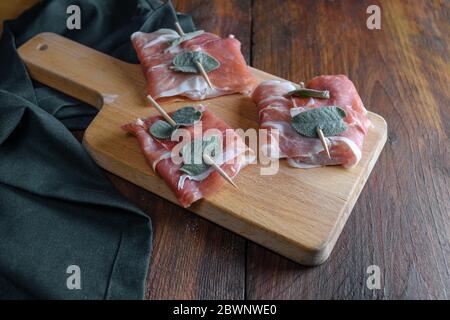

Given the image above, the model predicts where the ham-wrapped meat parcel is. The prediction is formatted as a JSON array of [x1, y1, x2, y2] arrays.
[[252, 75, 371, 168], [131, 29, 256, 101], [122, 105, 254, 207]]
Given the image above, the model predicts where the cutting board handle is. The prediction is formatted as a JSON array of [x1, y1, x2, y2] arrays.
[[17, 32, 142, 110]]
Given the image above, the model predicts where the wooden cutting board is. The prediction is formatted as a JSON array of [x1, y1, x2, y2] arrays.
[[18, 32, 387, 266]]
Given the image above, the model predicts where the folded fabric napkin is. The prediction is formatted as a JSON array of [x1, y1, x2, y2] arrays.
[[0, 0, 194, 299]]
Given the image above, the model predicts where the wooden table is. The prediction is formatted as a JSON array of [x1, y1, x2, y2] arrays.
[[4, 0, 449, 299]]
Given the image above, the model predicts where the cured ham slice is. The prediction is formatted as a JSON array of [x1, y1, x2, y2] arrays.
[[121, 105, 253, 207], [252, 75, 371, 168], [131, 29, 256, 100]]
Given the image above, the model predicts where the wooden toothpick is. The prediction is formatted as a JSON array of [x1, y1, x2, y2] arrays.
[[194, 60, 214, 89], [316, 127, 331, 159], [174, 22, 214, 89], [174, 22, 186, 36], [203, 153, 238, 189], [146, 95, 177, 127]]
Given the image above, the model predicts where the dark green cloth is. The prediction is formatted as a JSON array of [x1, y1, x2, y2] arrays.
[[0, 0, 194, 299]]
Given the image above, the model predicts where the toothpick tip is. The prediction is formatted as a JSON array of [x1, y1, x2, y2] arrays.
[[203, 153, 237, 189], [316, 127, 331, 159]]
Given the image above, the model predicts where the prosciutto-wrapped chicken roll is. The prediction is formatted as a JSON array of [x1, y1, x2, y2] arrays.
[[122, 105, 253, 207], [131, 29, 256, 101], [252, 75, 371, 168]]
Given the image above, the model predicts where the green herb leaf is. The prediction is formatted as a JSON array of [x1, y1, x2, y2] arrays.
[[172, 51, 220, 74], [287, 88, 330, 99], [149, 120, 175, 140], [180, 135, 222, 176], [291, 106, 347, 138], [179, 163, 211, 177], [149, 107, 204, 140], [171, 106, 203, 126], [165, 30, 205, 52]]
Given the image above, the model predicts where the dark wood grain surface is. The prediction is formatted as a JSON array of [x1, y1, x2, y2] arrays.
[[85, 0, 449, 299]]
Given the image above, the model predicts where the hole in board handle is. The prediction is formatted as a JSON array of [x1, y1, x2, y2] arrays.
[[37, 43, 48, 51]]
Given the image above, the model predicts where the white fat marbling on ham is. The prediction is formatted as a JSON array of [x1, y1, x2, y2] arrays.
[[152, 152, 172, 172], [178, 168, 214, 190], [157, 75, 228, 100], [289, 107, 306, 117], [259, 80, 297, 91], [330, 136, 362, 165], [146, 33, 178, 49], [287, 159, 322, 169]]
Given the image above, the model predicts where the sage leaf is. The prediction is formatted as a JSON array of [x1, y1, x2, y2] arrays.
[[165, 30, 205, 52], [149, 107, 204, 140], [149, 120, 175, 140], [180, 135, 222, 176], [291, 106, 347, 138], [287, 88, 330, 99], [171, 106, 202, 126], [172, 51, 220, 74], [179, 163, 211, 177]]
